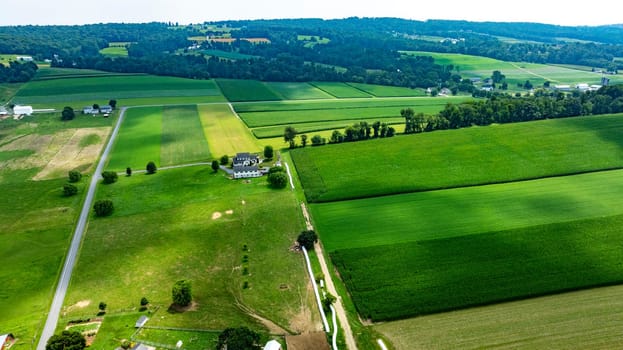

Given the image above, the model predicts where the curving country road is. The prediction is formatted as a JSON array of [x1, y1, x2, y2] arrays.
[[36, 107, 127, 350]]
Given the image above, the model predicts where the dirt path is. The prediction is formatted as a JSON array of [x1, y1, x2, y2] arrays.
[[301, 203, 358, 350]]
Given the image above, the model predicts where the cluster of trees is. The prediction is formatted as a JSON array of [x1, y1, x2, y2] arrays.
[[0, 60, 37, 83], [404, 85, 623, 133], [285, 121, 397, 150]]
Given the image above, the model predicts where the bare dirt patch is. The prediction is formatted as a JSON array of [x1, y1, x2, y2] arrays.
[[225, 209, 234, 215], [286, 332, 330, 350], [64, 299, 91, 314], [212, 212, 222, 220], [0, 133, 58, 171], [167, 301, 198, 313], [34, 127, 110, 180]]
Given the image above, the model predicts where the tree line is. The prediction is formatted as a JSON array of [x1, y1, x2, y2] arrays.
[[0, 60, 37, 83]]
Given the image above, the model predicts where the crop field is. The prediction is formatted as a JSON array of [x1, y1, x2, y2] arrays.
[[160, 105, 211, 166], [347, 83, 426, 97], [311, 168, 623, 251], [309, 82, 372, 98], [331, 213, 623, 321], [264, 82, 334, 100], [292, 113, 623, 202], [375, 284, 623, 349], [61, 166, 317, 336], [403, 51, 623, 86], [198, 104, 261, 156], [33, 67, 127, 80], [12, 74, 226, 108], [99, 46, 128, 57], [235, 96, 467, 128], [216, 79, 282, 101]]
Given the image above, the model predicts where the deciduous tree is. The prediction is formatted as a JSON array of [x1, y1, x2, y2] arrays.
[[61, 106, 75, 121], [216, 327, 261, 350], [284, 126, 297, 149], [263, 145, 273, 159], [93, 199, 114, 217], [101, 171, 118, 184], [63, 183, 78, 197], [211, 160, 219, 172], [46, 330, 86, 350], [297, 230, 318, 250], [172, 280, 192, 306], [68, 170, 82, 183], [146, 161, 157, 174], [267, 171, 288, 189]]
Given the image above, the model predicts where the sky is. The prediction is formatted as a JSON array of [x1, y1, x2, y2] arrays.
[[1, 0, 620, 27]]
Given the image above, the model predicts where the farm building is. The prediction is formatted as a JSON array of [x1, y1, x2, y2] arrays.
[[233, 165, 262, 179], [135, 315, 149, 328], [263, 340, 282, 350], [0, 106, 7, 115], [554, 84, 571, 91], [575, 83, 589, 91], [83, 107, 97, 114], [13, 105, 33, 115], [100, 105, 113, 113], [233, 152, 260, 167], [0, 334, 14, 350], [16, 56, 33, 62]]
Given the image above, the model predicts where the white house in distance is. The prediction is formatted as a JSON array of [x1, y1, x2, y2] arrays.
[[263, 340, 282, 350], [13, 105, 33, 115]]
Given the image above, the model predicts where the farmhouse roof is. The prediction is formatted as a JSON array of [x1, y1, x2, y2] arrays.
[[233, 165, 259, 172], [135, 315, 149, 328], [263, 340, 282, 350]]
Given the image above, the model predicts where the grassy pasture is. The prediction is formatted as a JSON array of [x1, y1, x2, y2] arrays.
[[13, 75, 224, 108], [309, 82, 373, 98], [62, 166, 316, 334], [292, 113, 623, 202], [160, 105, 211, 166], [106, 106, 162, 171], [331, 214, 623, 321], [264, 82, 333, 100], [99, 46, 128, 57], [347, 83, 426, 97], [403, 51, 623, 86], [33, 67, 129, 80], [135, 327, 219, 350], [311, 168, 623, 251], [376, 284, 623, 349], [216, 79, 282, 102], [198, 104, 261, 156], [252, 118, 404, 139]]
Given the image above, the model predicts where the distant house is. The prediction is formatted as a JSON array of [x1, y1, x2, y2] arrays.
[[263, 340, 282, 350], [0, 106, 7, 115], [100, 105, 113, 114], [83, 107, 97, 114], [233, 165, 262, 179], [554, 84, 571, 91], [16, 56, 33, 62], [575, 83, 589, 91], [469, 77, 481, 83], [233, 153, 260, 167], [0, 334, 15, 350], [13, 105, 33, 115], [439, 88, 452, 96], [590, 84, 602, 91], [135, 315, 149, 328]]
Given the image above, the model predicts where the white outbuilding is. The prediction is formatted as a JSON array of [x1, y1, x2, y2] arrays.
[[263, 340, 282, 350], [13, 105, 33, 115]]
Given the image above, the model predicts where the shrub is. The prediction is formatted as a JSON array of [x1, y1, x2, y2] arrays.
[[62, 183, 78, 197], [297, 230, 318, 250], [101, 171, 118, 184], [146, 161, 157, 174], [267, 172, 288, 189], [93, 199, 114, 217], [263, 145, 274, 159], [68, 170, 82, 183], [172, 280, 192, 306], [220, 155, 229, 165]]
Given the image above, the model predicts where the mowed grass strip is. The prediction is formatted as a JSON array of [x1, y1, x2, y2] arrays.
[[293, 113, 623, 202], [106, 106, 162, 171], [375, 284, 623, 350], [216, 79, 282, 102], [331, 214, 623, 321], [63, 166, 311, 332], [311, 169, 623, 251], [198, 104, 260, 156], [264, 82, 334, 100], [160, 105, 211, 166], [310, 82, 372, 98]]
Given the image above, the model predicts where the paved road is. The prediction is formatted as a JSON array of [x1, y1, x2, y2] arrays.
[[36, 107, 127, 350]]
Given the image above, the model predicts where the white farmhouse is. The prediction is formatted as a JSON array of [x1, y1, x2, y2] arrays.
[[233, 165, 262, 179], [13, 105, 33, 115]]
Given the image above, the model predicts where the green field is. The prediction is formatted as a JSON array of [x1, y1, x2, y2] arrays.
[[402, 51, 623, 86], [376, 284, 623, 349], [106, 106, 162, 171], [251, 118, 404, 138], [160, 105, 211, 165], [33, 67, 131, 80], [264, 82, 333, 100], [347, 83, 426, 97], [331, 213, 623, 321], [311, 169, 623, 251], [12, 74, 225, 108], [99, 46, 128, 57], [292, 113, 623, 202], [62, 166, 314, 334], [236, 97, 467, 128], [309, 82, 373, 98], [215, 79, 282, 102]]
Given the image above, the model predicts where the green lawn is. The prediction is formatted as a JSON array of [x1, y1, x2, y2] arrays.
[[160, 105, 211, 166], [82, 312, 149, 350], [376, 284, 623, 350], [215, 79, 282, 102], [309, 82, 372, 98], [106, 106, 162, 171], [99, 46, 128, 57], [331, 214, 623, 321], [311, 169, 623, 251], [135, 327, 220, 350], [292, 113, 623, 202], [62, 166, 315, 335]]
